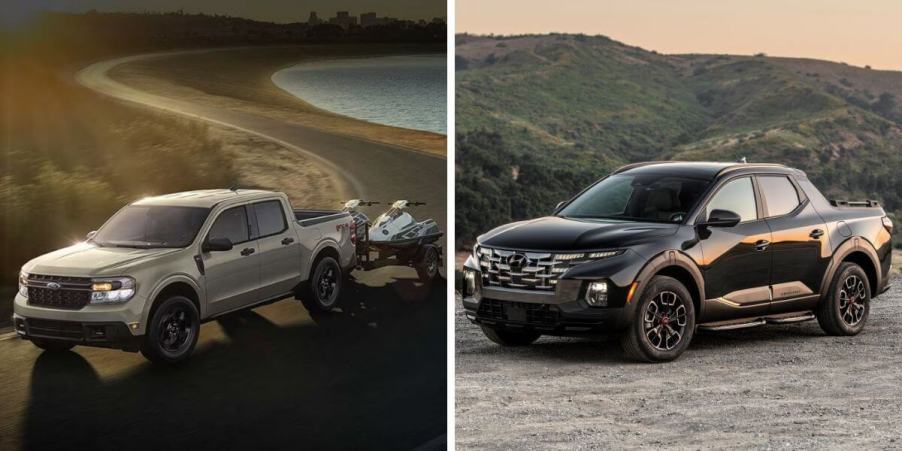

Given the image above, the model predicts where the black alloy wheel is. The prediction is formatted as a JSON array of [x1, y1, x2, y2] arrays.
[[817, 262, 870, 336], [141, 295, 200, 365]]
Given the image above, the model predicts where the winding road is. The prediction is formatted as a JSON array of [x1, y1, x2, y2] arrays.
[[75, 49, 447, 237], [0, 49, 447, 450]]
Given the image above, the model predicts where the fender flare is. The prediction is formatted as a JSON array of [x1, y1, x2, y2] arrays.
[[307, 239, 343, 276], [818, 236, 882, 298], [625, 250, 706, 323], [146, 274, 204, 318]]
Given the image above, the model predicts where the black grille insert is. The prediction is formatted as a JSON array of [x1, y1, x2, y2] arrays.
[[477, 299, 559, 326], [27, 318, 85, 339], [26, 274, 92, 310]]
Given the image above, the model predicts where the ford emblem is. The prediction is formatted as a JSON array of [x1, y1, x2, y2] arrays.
[[46, 282, 61, 290]]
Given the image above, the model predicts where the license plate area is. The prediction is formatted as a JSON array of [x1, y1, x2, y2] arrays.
[[504, 303, 527, 323]]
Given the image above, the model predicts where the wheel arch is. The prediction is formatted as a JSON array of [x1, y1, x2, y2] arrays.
[[821, 237, 882, 298], [147, 276, 202, 319], [309, 244, 341, 277], [629, 250, 706, 322]]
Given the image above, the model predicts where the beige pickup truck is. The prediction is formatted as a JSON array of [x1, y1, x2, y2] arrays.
[[13, 189, 357, 364]]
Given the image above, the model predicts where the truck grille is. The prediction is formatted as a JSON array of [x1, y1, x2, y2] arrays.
[[26, 274, 92, 310], [476, 247, 597, 291], [477, 299, 558, 326], [26, 318, 86, 339]]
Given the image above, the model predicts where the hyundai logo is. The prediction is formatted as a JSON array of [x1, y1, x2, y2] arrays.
[[508, 253, 529, 269], [46, 282, 61, 290]]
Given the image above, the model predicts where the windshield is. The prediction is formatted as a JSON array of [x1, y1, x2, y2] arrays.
[[558, 173, 710, 223], [92, 205, 210, 248]]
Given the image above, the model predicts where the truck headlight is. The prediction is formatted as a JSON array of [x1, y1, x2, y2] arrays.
[[585, 281, 608, 307], [90, 277, 136, 304], [463, 269, 480, 299], [18, 271, 29, 298]]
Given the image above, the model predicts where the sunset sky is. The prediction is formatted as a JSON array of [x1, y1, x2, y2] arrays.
[[457, 0, 902, 71]]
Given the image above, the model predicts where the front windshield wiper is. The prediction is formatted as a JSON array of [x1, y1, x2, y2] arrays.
[[564, 215, 675, 224], [103, 242, 160, 249]]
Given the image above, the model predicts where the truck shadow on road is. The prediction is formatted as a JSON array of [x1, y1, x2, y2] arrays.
[[22, 276, 447, 451]]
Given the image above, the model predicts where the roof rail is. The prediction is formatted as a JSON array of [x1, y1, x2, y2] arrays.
[[612, 161, 670, 174], [715, 163, 791, 177]]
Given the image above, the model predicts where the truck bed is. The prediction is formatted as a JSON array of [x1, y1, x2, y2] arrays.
[[293, 209, 349, 227]]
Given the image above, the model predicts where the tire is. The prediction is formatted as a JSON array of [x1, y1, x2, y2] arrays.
[[31, 338, 75, 352], [816, 262, 870, 336], [301, 256, 343, 314], [480, 325, 541, 346], [140, 295, 200, 365], [620, 275, 696, 363], [416, 245, 440, 281]]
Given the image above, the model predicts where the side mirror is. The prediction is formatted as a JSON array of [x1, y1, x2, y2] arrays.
[[554, 201, 566, 213], [700, 209, 741, 228], [86, 230, 97, 240], [203, 237, 233, 252]]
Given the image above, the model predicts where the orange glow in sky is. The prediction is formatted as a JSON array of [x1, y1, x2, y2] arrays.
[[457, 0, 902, 70]]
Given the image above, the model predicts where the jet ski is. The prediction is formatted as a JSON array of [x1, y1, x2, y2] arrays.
[[369, 200, 442, 246], [341, 199, 443, 280]]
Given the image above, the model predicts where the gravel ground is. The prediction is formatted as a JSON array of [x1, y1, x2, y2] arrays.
[[456, 275, 902, 450]]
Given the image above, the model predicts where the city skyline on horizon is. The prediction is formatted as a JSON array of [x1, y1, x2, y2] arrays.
[[4, 0, 445, 29]]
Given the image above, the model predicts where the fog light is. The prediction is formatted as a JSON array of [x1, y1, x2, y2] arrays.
[[586, 281, 608, 307]]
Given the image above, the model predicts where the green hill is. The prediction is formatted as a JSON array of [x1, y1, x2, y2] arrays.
[[456, 33, 902, 246]]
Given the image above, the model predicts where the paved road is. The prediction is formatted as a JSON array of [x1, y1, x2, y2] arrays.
[[0, 50, 447, 450], [457, 276, 902, 450], [1, 273, 445, 450]]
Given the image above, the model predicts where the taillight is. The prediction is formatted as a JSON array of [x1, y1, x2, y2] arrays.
[[349, 220, 357, 245], [882, 216, 894, 234]]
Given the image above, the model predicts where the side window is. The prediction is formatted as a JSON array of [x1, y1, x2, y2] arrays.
[[208, 206, 249, 244], [254, 200, 287, 237], [758, 176, 800, 217], [705, 177, 757, 223]]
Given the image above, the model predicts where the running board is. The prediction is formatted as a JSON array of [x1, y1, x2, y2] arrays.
[[697, 319, 766, 331], [765, 312, 816, 324], [698, 311, 816, 331]]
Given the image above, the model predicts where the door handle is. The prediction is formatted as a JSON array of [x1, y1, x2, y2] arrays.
[[281, 237, 295, 245], [755, 240, 770, 251], [809, 229, 824, 239], [240, 247, 255, 256]]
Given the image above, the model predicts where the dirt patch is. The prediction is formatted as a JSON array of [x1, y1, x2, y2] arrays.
[[456, 275, 902, 449], [208, 126, 337, 209]]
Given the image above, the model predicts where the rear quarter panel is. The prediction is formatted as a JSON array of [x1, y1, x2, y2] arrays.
[[294, 214, 355, 281]]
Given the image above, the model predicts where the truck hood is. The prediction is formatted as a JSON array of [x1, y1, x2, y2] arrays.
[[22, 242, 181, 277], [477, 216, 679, 251]]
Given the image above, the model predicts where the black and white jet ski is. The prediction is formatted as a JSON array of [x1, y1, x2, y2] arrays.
[[341, 199, 443, 280]]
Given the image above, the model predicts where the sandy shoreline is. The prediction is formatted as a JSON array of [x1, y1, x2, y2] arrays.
[[106, 45, 447, 157]]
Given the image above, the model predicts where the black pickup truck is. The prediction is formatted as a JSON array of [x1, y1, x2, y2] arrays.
[[461, 162, 894, 362]]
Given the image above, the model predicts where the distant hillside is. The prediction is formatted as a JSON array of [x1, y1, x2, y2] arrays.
[[0, 11, 445, 63], [456, 33, 902, 246]]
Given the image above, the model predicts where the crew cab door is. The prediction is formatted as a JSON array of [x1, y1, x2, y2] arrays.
[[250, 199, 304, 300], [202, 205, 261, 315], [757, 175, 828, 314], [696, 176, 773, 322]]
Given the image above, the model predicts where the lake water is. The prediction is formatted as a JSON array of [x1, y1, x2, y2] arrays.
[[271, 54, 446, 134]]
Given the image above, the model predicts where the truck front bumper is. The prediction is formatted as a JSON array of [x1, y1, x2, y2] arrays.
[[13, 293, 146, 351], [459, 251, 645, 335], [461, 286, 631, 335]]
